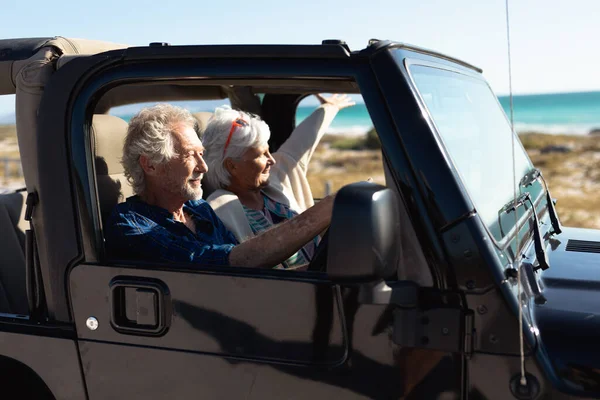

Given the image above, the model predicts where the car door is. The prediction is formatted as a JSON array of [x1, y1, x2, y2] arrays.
[[70, 263, 357, 399], [58, 49, 464, 399]]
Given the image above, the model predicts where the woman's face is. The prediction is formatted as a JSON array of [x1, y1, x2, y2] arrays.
[[228, 144, 276, 191]]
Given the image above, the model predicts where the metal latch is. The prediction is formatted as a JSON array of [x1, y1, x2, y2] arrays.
[[24, 191, 38, 222], [24, 191, 46, 320]]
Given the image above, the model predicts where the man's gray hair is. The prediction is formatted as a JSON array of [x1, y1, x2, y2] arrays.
[[202, 105, 271, 190], [122, 103, 197, 194]]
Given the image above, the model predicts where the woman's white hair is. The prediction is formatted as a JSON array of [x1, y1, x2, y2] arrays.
[[202, 105, 271, 190], [122, 103, 197, 194]]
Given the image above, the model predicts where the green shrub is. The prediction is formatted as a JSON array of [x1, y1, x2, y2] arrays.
[[364, 127, 381, 149], [330, 137, 365, 150], [329, 128, 381, 150]]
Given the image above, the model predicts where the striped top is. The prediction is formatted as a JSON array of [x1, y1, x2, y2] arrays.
[[242, 194, 319, 269]]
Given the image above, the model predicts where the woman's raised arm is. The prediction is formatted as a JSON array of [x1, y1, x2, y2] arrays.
[[276, 94, 355, 171]]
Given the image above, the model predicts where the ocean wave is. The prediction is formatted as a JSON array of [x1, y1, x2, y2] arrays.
[[326, 122, 600, 136], [513, 123, 600, 135], [324, 122, 600, 136]]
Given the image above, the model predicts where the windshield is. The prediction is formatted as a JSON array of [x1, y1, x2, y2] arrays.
[[405, 62, 543, 242]]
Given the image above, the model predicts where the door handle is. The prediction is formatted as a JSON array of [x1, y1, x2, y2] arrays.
[[109, 277, 170, 336]]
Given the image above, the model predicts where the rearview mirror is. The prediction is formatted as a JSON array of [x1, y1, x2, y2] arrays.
[[327, 182, 401, 282]]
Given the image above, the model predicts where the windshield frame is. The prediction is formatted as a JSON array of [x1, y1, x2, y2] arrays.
[[402, 56, 545, 250]]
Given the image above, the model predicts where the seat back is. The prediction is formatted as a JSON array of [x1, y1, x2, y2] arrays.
[[193, 112, 213, 139], [0, 190, 29, 314], [91, 115, 133, 228]]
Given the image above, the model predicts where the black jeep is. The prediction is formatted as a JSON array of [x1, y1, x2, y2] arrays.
[[0, 36, 598, 399]]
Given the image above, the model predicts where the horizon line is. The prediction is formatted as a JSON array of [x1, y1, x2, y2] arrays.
[[2, 88, 600, 121], [496, 88, 600, 97]]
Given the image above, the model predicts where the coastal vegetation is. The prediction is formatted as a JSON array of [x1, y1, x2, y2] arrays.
[[2, 123, 600, 228], [519, 132, 600, 228], [0, 125, 21, 186], [0, 126, 19, 154], [311, 129, 600, 229]]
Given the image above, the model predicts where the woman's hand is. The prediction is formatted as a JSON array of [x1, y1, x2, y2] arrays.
[[315, 94, 356, 110]]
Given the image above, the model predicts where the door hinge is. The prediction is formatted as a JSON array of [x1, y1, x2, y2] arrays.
[[392, 307, 467, 352], [356, 281, 473, 354], [390, 289, 473, 354]]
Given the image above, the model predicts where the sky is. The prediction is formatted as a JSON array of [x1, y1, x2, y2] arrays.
[[1, 0, 599, 116]]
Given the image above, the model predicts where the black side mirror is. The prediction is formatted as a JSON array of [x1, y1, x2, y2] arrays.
[[327, 182, 401, 282]]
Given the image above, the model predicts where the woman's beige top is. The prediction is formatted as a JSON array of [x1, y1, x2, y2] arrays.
[[206, 103, 339, 242]]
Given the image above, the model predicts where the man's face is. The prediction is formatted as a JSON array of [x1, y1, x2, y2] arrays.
[[157, 123, 207, 201]]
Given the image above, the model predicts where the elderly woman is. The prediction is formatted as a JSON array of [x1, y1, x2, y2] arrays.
[[202, 94, 354, 269]]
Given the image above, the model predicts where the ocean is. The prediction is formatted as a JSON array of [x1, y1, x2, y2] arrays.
[[296, 91, 600, 136], [497, 91, 600, 135], [106, 90, 600, 137]]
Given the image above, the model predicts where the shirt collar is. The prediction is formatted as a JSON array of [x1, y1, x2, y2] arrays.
[[127, 195, 207, 221]]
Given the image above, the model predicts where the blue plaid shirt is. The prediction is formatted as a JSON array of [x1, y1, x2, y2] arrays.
[[105, 196, 238, 266]]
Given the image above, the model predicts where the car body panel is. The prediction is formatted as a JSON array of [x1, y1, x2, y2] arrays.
[[0, 328, 86, 399]]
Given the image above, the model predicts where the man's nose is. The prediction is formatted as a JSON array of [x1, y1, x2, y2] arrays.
[[267, 152, 276, 166], [195, 154, 208, 173]]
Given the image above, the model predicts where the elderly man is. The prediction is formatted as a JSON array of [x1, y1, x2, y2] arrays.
[[104, 103, 334, 269]]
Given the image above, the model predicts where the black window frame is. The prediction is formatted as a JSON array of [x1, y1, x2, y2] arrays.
[[69, 59, 398, 276], [35, 48, 440, 322]]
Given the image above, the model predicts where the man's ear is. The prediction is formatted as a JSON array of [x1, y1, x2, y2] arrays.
[[139, 155, 157, 176]]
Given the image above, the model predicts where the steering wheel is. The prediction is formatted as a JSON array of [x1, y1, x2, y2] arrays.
[[307, 228, 329, 272]]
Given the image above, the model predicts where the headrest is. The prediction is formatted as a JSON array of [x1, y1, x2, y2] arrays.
[[91, 114, 129, 175], [193, 112, 214, 138]]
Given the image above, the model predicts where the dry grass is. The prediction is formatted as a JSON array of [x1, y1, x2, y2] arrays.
[[309, 131, 600, 229], [0, 124, 17, 140], [519, 132, 600, 228], [0, 124, 23, 185], [307, 139, 386, 198], [0, 125, 19, 157]]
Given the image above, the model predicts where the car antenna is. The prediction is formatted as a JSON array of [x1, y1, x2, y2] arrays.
[[504, 0, 530, 394]]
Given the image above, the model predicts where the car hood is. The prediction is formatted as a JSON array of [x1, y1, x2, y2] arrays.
[[533, 226, 600, 395]]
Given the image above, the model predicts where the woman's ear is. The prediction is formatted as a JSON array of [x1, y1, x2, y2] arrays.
[[224, 157, 236, 175]]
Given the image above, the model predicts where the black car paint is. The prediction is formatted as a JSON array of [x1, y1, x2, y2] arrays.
[[532, 227, 600, 396], [1, 40, 598, 398], [70, 264, 453, 399], [0, 328, 87, 399]]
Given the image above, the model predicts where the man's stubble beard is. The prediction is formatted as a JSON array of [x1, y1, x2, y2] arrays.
[[181, 175, 203, 201], [161, 169, 203, 202]]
